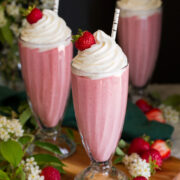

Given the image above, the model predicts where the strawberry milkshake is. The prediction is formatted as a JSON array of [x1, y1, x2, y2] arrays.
[[117, 0, 162, 99], [19, 8, 75, 158], [72, 30, 129, 179]]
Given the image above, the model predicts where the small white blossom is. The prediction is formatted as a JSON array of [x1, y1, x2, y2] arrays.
[[10, 24, 21, 37], [123, 153, 151, 179], [0, 116, 24, 141], [0, 8, 7, 27], [21, 158, 44, 180], [159, 104, 180, 124], [6, 2, 21, 18]]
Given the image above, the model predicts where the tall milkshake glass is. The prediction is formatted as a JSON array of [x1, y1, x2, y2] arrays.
[[117, 0, 162, 102], [18, 9, 76, 158], [72, 30, 129, 179]]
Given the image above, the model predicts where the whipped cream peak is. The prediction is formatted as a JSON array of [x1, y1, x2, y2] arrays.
[[72, 30, 128, 79], [20, 9, 71, 44], [117, 0, 162, 11]]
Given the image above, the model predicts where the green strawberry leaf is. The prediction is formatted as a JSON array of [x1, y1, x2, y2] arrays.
[[0, 140, 24, 168], [18, 135, 34, 146], [0, 170, 10, 180], [34, 141, 62, 155]]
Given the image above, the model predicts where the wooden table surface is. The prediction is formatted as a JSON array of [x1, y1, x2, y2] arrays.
[[61, 130, 180, 180]]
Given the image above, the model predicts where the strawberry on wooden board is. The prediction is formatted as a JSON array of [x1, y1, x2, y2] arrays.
[[136, 99, 153, 113], [73, 29, 96, 51], [141, 149, 163, 170], [128, 137, 150, 155], [145, 108, 166, 123], [41, 166, 61, 180], [133, 176, 148, 180], [151, 139, 171, 160], [27, 8, 43, 24]]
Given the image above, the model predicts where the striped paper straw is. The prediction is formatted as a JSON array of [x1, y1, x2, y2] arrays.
[[111, 8, 120, 40]]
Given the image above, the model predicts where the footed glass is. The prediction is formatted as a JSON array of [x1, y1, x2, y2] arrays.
[[18, 37, 76, 159], [118, 6, 162, 102], [72, 64, 129, 180]]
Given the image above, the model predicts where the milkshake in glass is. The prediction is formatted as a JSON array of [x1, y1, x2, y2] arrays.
[[19, 9, 76, 158], [117, 0, 162, 101], [72, 30, 129, 179]]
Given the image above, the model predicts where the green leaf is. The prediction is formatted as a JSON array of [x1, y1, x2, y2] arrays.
[[0, 106, 13, 116], [0, 170, 9, 180], [118, 139, 128, 149], [113, 156, 124, 164], [0, 140, 24, 168], [115, 146, 125, 156], [34, 141, 62, 155], [53, 165, 66, 174], [65, 128, 75, 140], [163, 94, 180, 112], [18, 135, 34, 146], [0, 22, 13, 46], [19, 107, 32, 126], [33, 154, 65, 167], [15, 166, 26, 180]]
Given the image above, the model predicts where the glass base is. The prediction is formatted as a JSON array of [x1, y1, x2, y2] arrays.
[[130, 85, 147, 103], [75, 161, 128, 180], [35, 128, 76, 159]]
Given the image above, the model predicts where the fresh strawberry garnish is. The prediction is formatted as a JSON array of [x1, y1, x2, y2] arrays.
[[151, 140, 171, 160], [145, 108, 165, 123], [72, 29, 96, 51], [26, 7, 43, 24], [41, 166, 61, 180], [133, 176, 148, 180], [136, 99, 153, 113], [128, 137, 150, 155], [141, 149, 162, 171]]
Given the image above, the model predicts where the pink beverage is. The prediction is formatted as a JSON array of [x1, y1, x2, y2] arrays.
[[18, 9, 76, 158], [72, 67, 129, 162], [118, 7, 162, 88], [72, 30, 129, 179], [19, 40, 72, 128]]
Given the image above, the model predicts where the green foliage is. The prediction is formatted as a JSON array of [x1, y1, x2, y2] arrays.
[[34, 141, 62, 155], [19, 107, 32, 126], [0, 140, 24, 168], [0, 170, 10, 180]]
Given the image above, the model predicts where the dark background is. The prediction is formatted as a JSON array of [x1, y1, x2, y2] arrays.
[[59, 0, 180, 84]]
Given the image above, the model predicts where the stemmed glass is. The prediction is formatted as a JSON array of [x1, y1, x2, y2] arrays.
[[118, 5, 162, 102], [72, 64, 129, 179], [18, 37, 76, 158]]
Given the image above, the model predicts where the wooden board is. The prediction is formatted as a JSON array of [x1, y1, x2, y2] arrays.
[[61, 130, 180, 180]]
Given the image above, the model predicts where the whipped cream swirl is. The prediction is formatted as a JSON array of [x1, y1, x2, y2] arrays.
[[117, 0, 162, 11], [20, 9, 71, 44], [72, 30, 128, 79]]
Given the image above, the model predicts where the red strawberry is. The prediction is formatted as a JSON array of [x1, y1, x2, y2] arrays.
[[136, 99, 153, 113], [41, 166, 61, 180], [151, 140, 171, 160], [27, 8, 43, 24], [145, 108, 165, 123], [128, 137, 150, 155], [141, 149, 162, 169], [73, 30, 96, 51], [133, 176, 147, 180]]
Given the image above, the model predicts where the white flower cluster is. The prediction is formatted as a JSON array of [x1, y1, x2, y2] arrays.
[[0, 116, 24, 141], [10, 23, 21, 37], [6, 1, 21, 18], [123, 153, 151, 179], [40, 0, 54, 9], [21, 157, 44, 180], [159, 104, 180, 124], [0, 8, 7, 27]]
